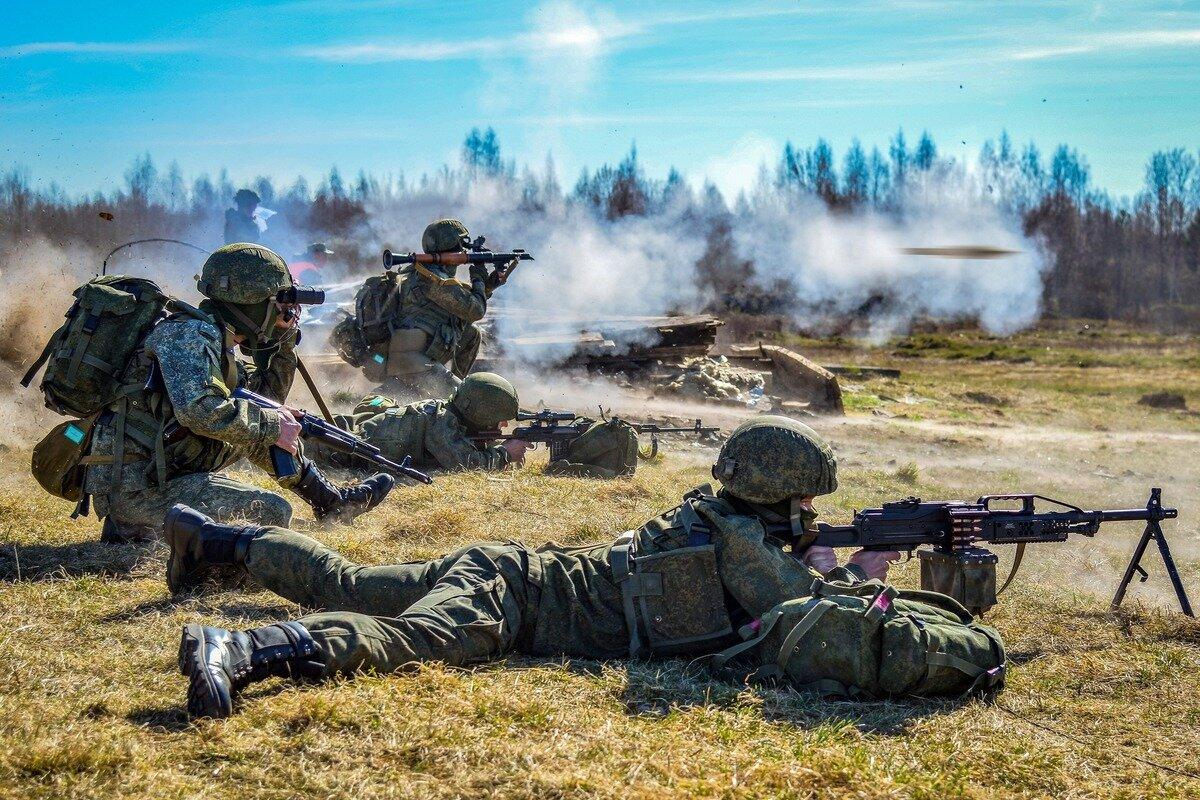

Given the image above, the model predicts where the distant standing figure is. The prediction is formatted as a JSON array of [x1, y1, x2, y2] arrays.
[[224, 189, 261, 244], [290, 242, 333, 285]]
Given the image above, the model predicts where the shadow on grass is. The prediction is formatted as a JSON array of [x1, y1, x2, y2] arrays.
[[0, 539, 159, 582], [505, 656, 963, 736], [125, 705, 194, 733]]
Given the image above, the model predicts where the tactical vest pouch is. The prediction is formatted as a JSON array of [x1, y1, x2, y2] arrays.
[[355, 271, 402, 346], [31, 417, 96, 501], [711, 581, 1006, 699], [330, 312, 369, 368], [630, 545, 733, 656], [22, 276, 169, 418], [546, 419, 639, 478]]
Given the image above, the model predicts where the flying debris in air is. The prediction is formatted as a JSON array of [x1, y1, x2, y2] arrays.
[[901, 246, 1020, 259]]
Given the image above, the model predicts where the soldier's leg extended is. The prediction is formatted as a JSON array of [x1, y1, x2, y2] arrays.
[[177, 543, 537, 717], [96, 472, 293, 543], [166, 503, 439, 606]]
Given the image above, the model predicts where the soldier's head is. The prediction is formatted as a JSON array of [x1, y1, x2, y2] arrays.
[[713, 415, 838, 531], [422, 219, 471, 254], [198, 243, 323, 345], [449, 373, 520, 432], [234, 188, 260, 214]]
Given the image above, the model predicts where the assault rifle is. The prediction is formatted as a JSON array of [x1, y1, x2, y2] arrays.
[[780, 489, 1192, 617], [469, 409, 719, 461], [382, 236, 533, 289], [231, 388, 433, 485]]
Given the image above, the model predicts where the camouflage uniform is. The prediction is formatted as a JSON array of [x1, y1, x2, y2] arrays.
[[187, 485, 866, 678], [86, 243, 393, 538], [172, 415, 863, 718], [85, 308, 299, 532], [316, 396, 510, 472], [376, 220, 490, 397]]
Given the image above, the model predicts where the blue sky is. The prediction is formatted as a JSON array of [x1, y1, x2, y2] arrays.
[[1, 0, 1197, 199]]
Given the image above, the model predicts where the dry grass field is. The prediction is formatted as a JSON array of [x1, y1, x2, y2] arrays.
[[2, 325, 1199, 799]]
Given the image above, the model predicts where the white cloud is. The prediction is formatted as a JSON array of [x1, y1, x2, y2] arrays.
[[297, 1, 638, 64], [1011, 28, 1200, 61], [0, 41, 194, 59], [700, 134, 778, 199]]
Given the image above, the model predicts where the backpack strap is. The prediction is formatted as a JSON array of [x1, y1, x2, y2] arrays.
[[915, 617, 1007, 697], [774, 598, 838, 674], [710, 598, 805, 670], [20, 333, 60, 389]]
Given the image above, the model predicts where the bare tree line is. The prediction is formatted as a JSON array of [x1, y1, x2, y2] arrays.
[[2, 127, 1199, 328]]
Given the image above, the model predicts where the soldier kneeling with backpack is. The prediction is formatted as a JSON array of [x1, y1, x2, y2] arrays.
[[25, 244, 396, 542]]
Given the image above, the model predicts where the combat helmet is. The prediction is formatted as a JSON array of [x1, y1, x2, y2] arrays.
[[422, 219, 470, 254], [197, 243, 295, 343], [713, 415, 837, 503], [450, 373, 519, 431]]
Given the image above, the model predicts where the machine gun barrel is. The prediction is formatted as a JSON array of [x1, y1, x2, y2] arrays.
[[232, 388, 433, 484]]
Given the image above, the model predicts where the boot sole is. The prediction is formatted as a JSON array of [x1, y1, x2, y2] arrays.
[[178, 624, 233, 719]]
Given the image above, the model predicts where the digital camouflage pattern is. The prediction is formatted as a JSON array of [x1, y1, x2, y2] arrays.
[[84, 309, 300, 532], [313, 398, 509, 472], [714, 415, 838, 504], [201, 484, 866, 677], [544, 419, 639, 479], [449, 372, 519, 430], [421, 218, 470, 253], [362, 219, 489, 390], [198, 243, 293, 304]]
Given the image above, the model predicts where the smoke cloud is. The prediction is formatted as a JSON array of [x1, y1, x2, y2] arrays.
[[736, 170, 1048, 340]]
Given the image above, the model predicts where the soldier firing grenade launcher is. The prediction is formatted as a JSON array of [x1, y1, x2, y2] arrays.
[[469, 409, 719, 461], [231, 387, 433, 485], [798, 489, 1191, 617], [382, 236, 534, 287]]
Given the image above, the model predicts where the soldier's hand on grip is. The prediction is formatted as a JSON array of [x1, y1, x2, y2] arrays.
[[847, 549, 902, 580], [502, 438, 530, 466], [274, 407, 302, 454], [803, 545, 839, 576]]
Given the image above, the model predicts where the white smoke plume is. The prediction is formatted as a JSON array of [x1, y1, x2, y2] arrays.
[[736, 169, 1048, 340]]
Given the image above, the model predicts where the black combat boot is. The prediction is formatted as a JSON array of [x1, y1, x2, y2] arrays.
[[291, 459, 395, 523], [178, 621, 324, 718], [163, 505, 264, 594]]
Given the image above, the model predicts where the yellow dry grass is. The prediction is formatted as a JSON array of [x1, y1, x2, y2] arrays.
[[2, 330, 1200, 799]]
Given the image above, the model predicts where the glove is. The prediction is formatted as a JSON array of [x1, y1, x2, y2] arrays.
[[469, 263, 489, 284]]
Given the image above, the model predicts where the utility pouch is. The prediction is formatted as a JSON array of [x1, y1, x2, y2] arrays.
[[31, 417, 96, 502], [630, 545, 733, 656]]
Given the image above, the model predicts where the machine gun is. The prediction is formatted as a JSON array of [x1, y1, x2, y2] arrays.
[[782, 489, 1192, 617], [382, 236, 532, 290], [469, 409, 719, 461], [231, 388, 433, 485]]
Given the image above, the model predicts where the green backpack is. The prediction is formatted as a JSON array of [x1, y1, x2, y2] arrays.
[[545, 419, 639, 479], [354, 270, 402, 346], [21, 276, 170, 418], [330, 311, 370, 368], [712, 579, 1006, 699]]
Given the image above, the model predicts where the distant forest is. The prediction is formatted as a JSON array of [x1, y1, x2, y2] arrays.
[[3, 127, 1200, 328]]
